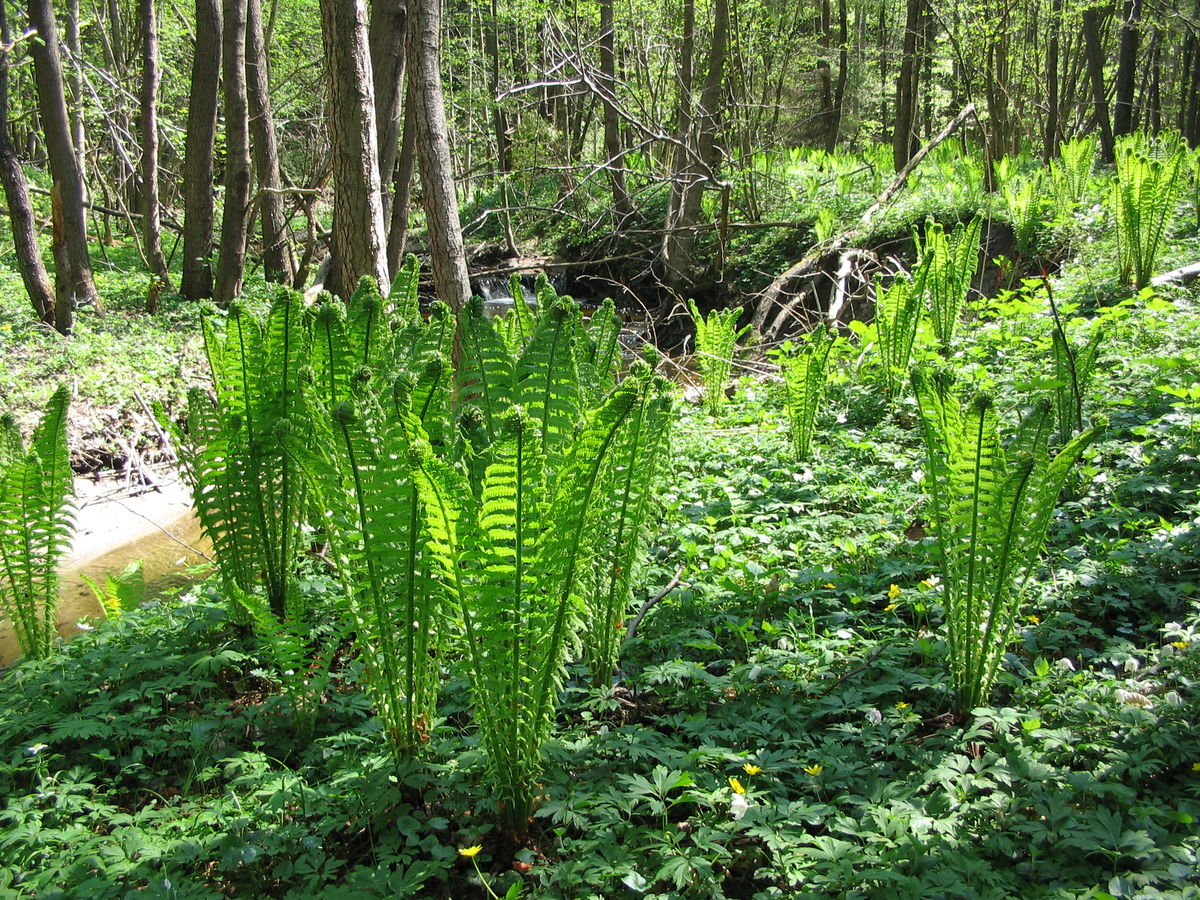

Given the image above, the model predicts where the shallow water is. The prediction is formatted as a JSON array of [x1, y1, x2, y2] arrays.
[[0, 507, 210, 666]]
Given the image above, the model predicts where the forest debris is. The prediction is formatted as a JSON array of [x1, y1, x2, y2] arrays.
[[1151, 261, 1200, 288], [751, 103, 977, 341]]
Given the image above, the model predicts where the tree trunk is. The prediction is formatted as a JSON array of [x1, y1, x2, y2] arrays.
[[0, 2, 55, 325], [1183, 28, 1200, 146], [1043, 0, 1062, 161], [662, 0, 728, 293], [825, 0, 849, 153], [140, 0, 169, 285], [386, 84, 418, 275], [181, 0, 221, 300], [599, 0, 632, 219], [665, 0, 695, 253], [1082, 5, 1115, 162], [485, 0, 512, 175], [369, 0, 407, 215], [214, 0, 251, 304], [64, 0, 85, 196], [319, 0, 389, 299], [408, 0, 470, 312], [893, 0, 926, 170], [1112, 0, 1141, 138], [28, 0, 99, 334], [246, 0, 295, 285]]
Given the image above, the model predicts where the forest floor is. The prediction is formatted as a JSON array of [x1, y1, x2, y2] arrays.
[[4, 140, 1200, 895], [2, 242, 1200, 896]]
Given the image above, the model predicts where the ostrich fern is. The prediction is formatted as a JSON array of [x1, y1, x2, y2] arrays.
[[1112, 137, 1185, 289], [916, 216, 981, 349], [913, 368, 1101, 715], [777, 327, 836, 460], [690, 300, 749, 415], [0, 387, 72, 660], [874, 261, 929, 401]]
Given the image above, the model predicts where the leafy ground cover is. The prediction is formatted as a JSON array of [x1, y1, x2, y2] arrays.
[[3, 136, 1200, 898], [3, 266, 1200, 898]]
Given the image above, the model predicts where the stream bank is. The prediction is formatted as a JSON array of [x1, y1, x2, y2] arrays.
[[0, 475, 210, 665]]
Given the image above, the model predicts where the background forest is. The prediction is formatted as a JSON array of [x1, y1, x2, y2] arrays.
[[3, 1, 1200, 899], [2, 0, 1199, 334]]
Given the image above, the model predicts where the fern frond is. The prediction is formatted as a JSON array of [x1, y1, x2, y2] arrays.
[[917, 216, 981, 349], [0, 386, 73, 660], [346, 276, 389, 373], [875, 272, 925, 399], [779, 327, 836, 460], [914, 368, 1102, 714], [583, 369, 674, 684], [515, 299, 581, 462], [459, 294, 515, 440], [578, 297, 623, 406], [689, 300, 749, 415], [388, 253, 422, 323]]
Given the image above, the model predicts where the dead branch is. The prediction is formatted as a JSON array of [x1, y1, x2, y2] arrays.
[[625, 566, 688, 642], [1151, 261, 1200, 288], [751, 103, 977, 339]]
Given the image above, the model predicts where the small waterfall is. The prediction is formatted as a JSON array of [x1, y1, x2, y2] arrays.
[[472, 274, 541, 317]]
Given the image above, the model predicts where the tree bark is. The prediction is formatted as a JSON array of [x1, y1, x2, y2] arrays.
[[1043, 0, 1062, 161], [1182, 29, 1200, 146], [0, 2, 55, 325], [893, 0, 926, 170], [64, 0, 85, 196], [140, 0, 169, 285], [319, 0, 389, 299], [28, 0, 99, 334], [386, 84, 418, 275], [407, 0, 470, 312], [1112, 0, 1141, 138], [214, 0, 251, 304], [599, 0, 632, 220], [181, 0, 221, 300], [661, 0, 728, 293], [246, 0, 295, 285], [825, 0, 849, 153], [1082, 5, 1115, 162], [369, 0, 407, 215]]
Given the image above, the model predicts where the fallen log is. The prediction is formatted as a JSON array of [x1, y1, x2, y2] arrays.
[[751, 103, 977, 340], [1151, 261, 1200, 288]]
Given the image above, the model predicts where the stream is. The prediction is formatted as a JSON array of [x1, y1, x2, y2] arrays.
[[0, 480, 211, 666]]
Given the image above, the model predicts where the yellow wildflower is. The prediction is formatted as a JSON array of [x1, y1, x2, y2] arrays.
[[824, 583, 836, 589], [803, 763, 823, 776], [459, 845, 483, 858], [728, 777, 746, 795], [1027, 615, 1041, 625], [742, 763, 762, 775], [888, 584, 901, 601], [895, 701, 910, 710], [1192, 762, 1200, 772], [885, 603, 898, 612], [1173, 641, 1189, 650]]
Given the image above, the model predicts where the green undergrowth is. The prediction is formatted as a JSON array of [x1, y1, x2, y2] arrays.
[[0, 234, 280, 469], [4, 278, 1200, 897]]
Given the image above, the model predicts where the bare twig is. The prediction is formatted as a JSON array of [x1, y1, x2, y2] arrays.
[[625, 566, 688, 642]]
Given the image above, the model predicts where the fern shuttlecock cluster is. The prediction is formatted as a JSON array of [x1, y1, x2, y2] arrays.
[[916, 216, 982, 350], [912, 367, 1101, 715], [874, 262, 928, 401], [1111, 133, 1186, 289], [775, 326, 836, 461], [689, 300, 749, 415], [177, 261, 673, 834]]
